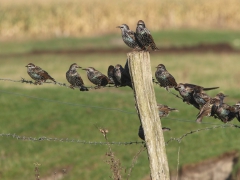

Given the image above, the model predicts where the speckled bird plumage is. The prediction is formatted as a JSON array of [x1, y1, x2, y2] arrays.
[[117, 24, 145, 50], [135, 20, 159, 51], [82, 67, 109, 87], [25, 63, 56, 84], [193, 86, 211, 108], [196, 93, 226, 123], [157, 104, 178, 118], [114, 64, 132, 88], [66, 63, 88, 91], [155, 64, 177, 91], [176, 83, 219, 109], [107, 65, 120, 87]]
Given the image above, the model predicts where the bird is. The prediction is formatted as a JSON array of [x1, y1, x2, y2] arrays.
[[157, 104, 178, 118], [116, 24, 145, 50], [114, 64, 132, 88], [193, 86, 211, 108], [175, 83, 219, 109], [82, 67, 110, 88], [196, 93, 226, 123], [155, 64, 177, 91], [107, 65, 120, 87], [138, 124, 170, 141], [66, 63, 88, 91], [25, 63, 56, 85], [232, 102, 240, 122], [135, 20, 159, 51]]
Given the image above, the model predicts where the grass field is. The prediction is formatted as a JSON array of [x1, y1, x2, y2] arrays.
[[0, 31, 240, 179]]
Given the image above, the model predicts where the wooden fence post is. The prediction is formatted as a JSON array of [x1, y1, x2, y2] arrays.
[[127, 51, 170, 180]]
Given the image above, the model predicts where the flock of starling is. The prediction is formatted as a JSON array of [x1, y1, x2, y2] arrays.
[[23, 19, 239, 142]]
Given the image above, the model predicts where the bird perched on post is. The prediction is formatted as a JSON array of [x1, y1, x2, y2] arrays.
[[157, 104, 178, 118], [116, 24, 145, 51], [155, 64, 177, 91], [175, 83, 219, 109], [25, 63, 56, 85], [135, 20, 159, 51], [82, 67, 110, 88], [66, 63, 88, 91], [196, 93, 226, 123], [114, 64, 132, 88]]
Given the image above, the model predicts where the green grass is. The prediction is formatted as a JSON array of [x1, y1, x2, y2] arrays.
[[0, 52, 240, 179], [1, 30, 240, 55]]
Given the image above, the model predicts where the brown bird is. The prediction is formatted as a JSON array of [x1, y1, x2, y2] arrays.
[[157, 104, 178, 118], [138, 125, 170, 141], [25, 63, 56, 85], [155, 64, 177, 91]]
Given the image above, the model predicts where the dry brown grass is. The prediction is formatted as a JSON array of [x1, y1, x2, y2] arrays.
[[0, 0, 240, 40]]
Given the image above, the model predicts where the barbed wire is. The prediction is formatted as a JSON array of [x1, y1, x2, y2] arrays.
[[166, 123, 240, 145], [0, 133, 144, 145], [0, 78, 117, 90], [1, 124, 239, 146]]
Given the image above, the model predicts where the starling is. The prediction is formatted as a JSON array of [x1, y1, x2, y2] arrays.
[[135, 20, 159, 51], [157, 104, 178, 118], [116, 24, 145, 50], [66, 63, 88, 91], [107, 65, 120, 87], [138, 124, 170, 141], [232, 102, 240, 122], [114, 64, 132, 88], [193, 86, 211, 108], [196, 93, 226, 123], [82, 67, 110, 87], [155, 64, 177, 91], [25, 63, 56, 85], [175, 83, 219, 109]]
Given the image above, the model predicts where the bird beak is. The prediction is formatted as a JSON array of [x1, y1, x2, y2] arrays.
[[82, 68, 87, 71], [76, 66, 82, 68], [224, 95, 228, 97], [116, 26, 121, 28], [25, 65, 28, 67]]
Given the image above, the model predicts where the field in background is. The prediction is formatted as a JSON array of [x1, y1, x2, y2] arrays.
[[0, 51, 240, 179], [0, 0, 240, 40]]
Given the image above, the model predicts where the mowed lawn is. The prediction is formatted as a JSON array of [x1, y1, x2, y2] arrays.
[[0, 31, 240, 179]]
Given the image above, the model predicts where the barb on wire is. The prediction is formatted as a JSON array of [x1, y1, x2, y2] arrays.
[[0, 133, 144, 146], [0, 78, 117, 90], [166, 123, 240, 145]]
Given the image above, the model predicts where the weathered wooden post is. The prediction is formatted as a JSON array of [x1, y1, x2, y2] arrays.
[[127, 51, 170, 180]]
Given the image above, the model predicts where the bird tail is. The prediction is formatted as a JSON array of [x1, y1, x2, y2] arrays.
[[151, 43, 159, 51], [203, 87, 219, 91], [80, 86, 89, 91], [169, 108, 179, 112], [196, 116, 203, 123]]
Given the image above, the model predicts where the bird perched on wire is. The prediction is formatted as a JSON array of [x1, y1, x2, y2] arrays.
[[175, 83, 219, 109], [25, 63, 56, 85], [155, 64, 177, 91], [232, 102, 240, 122], [66, 63, 88, 91], [193, 86, 211, 108], [82, 67, 110, 88], [114, 64, 132, 88], [135, 20, 159, 51], [157, 104, 178, 118], [107, 65, 120, 87], [138, 125, 170, 141], [116, 24, 145, 51], [196, 93, 226, 123]]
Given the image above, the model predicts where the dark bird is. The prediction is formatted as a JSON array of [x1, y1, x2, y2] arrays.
[[135, 20, 159, 51], [232, 102, 240, 122], [25, 63, 56, 85], [116, 24, 145, 50], [155, 64, 177, 91], [157, 104, 178, 118], [175, 83, 219, 109], [66, 63, 88, 91], [193, 86, 211, 108], [107, 65, 120, 87], [196, 93, 226, 123], [114, 64, 132, 88], [138, 124, 170, 141], [82, 67, 109, 87]]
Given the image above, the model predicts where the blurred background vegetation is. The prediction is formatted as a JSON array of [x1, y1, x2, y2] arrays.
[[0, 0, 240, 180]]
